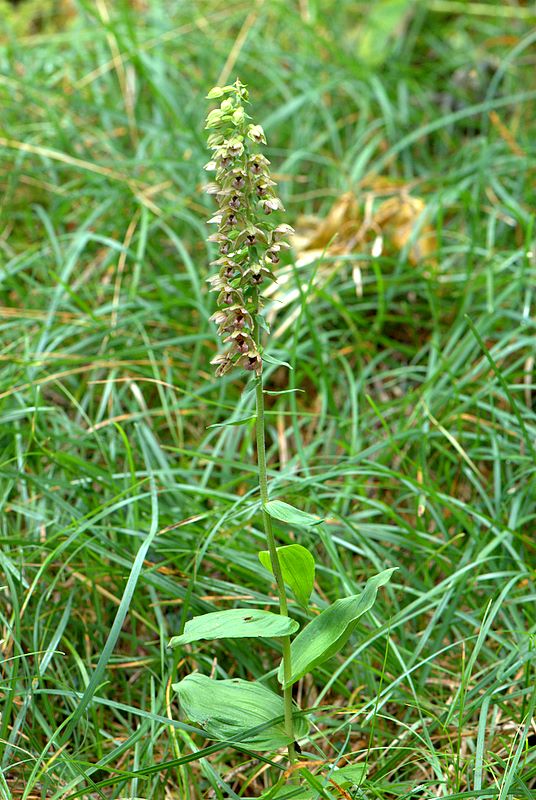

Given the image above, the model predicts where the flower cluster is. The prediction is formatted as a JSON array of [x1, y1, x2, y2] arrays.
[[205, 79, 293, 377]]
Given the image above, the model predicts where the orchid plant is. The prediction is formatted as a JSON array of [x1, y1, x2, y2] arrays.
[[169, 79, 395, 798]]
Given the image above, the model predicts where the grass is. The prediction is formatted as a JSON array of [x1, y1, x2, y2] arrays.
[[1, 0, 535, 797]]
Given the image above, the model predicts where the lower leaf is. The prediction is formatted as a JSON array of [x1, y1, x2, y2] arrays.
[[173, 673, 308, 751]]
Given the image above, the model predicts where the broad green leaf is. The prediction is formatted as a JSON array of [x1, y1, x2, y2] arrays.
[[278, 568, 396, 687], [169, 608, 299, 648], [264, 500, 323, 529], [173, 673, 308, 750], [332, 763, 367, 787], [259, 545, 315, 607]]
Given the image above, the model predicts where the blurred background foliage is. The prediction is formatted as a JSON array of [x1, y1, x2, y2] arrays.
[[0, 1, 535, 798]]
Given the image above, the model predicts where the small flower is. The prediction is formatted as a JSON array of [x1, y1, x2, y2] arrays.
[[248, 154, 270, 175], [207, 213, 223, 225], [224, 328, 256, 353], [209, 310, 229, 326], [206, 274, 229, 291], [235, 227, 266, 248], [231, 171, 246, 189], [217, 306, 253, 332], [210, 353, 234, 377], [220, 211, 240, 228], [207, 231, 233, 250], [242, 263, 276, 287], [225, 138, 244, 157], [240, 352, 262, 373], [266, 247, 280, 264], [217, 287, 242, 306], [261, 197, 283, 215], [247, 124, 266, 144]]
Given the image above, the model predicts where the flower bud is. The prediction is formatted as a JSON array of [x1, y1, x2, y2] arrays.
[[205, 109, 225, 128], [206, 85, 235, 99], [232, 107, 245, 124]]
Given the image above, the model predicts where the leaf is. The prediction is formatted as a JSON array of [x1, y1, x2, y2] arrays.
[[278, 568, 396, 687], [264, 500, 323, 529], [262, 352, 293, 369], [259, 545, 315, 607], [169, 609, 299, 648], [332, 763, 367, 787], [256, 314, 271, 334], [264, 389, 305, 396], [173, 673, 309, 750], [207, 415, 256, 429]]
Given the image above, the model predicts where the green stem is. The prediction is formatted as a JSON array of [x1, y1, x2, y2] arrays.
[[255, 374, 296, 764]]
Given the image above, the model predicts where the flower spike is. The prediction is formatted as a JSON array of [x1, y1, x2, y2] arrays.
[[205, 78, 291, 377]]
